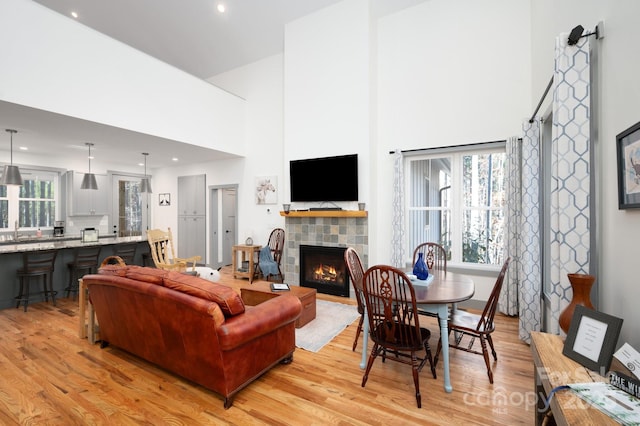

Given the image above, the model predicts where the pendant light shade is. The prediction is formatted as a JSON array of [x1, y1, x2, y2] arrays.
[[80, 142, 98, 190], [141, 152, 152, 193], [80, 172, 98, 190], [1, 129, 23, 186]]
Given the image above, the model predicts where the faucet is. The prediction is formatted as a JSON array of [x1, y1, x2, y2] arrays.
[[14, 220, 20, 240]]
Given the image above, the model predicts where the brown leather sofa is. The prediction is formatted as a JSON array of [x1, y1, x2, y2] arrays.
[[82, 264, 302, 408]]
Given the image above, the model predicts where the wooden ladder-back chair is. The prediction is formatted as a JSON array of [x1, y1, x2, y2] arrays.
[[254, 228, 285, 282], [434, 257, 511, 384], [412, 242, 447, 273], [361, 265, 436, 408], [414, 242, 448, 319], [146, 228, 201, 273], [344, 247, 365, 351]]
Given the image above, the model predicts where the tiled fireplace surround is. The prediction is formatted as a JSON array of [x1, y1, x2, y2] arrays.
[[283, 216, 368, 297]]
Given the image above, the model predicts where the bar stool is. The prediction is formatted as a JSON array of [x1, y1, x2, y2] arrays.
[[141, 251, 153, 267], [65, 246, 102, 298], [113, 243, 137, 265], [15, 250, 58, 312]]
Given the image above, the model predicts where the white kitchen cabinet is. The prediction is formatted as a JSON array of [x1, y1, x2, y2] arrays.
[[177, 174, 206, 216], [62, 171, 110, 216], [177, 174, 206, 263], [178, 215, 206, 261]]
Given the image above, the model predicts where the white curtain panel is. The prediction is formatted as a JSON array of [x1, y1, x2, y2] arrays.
[[502, 136, 522, 317], [503, 123, 543, 343], [548, 34, 592, 335], [391, 150, 405, 268]]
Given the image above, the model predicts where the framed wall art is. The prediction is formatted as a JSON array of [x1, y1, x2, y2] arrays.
[[616, 120, 640, 209], [255, 176, 277, 205], [159, 193, 171, 206]]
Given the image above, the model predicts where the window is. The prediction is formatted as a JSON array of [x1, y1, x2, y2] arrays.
[[0, 169, 58, 230], [117, 179, 143, 236], [406, 144, 506, 267], [0, 185, 7, 229]]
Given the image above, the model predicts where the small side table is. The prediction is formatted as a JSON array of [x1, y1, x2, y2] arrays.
[[232, 244, 260, 283], [78, 278, 99, 344]]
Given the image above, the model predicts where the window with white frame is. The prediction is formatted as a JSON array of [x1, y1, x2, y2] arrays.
[[405, 144, 506, 268], [0, 169, 58, 230], [0, 184, 7, 229]]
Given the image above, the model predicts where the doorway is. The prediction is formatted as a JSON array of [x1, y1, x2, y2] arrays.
[[111, 173, 148, 237], [209, 185, 237, 269]]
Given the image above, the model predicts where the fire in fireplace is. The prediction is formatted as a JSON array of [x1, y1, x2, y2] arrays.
[[300, 245, 350, 297]]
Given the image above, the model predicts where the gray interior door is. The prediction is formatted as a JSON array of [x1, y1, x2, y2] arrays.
[[209, 185, 237, 268], [221, 187, 237, 266]]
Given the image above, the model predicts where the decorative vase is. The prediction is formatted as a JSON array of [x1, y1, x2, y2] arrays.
[[413, 252, 429, 280], [559, 273, 596, 334]]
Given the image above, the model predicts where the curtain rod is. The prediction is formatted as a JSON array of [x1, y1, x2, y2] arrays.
[[529, 76, 554, 123], [388, 140, 506, 155]]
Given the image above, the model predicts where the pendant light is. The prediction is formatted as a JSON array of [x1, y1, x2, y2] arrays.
[[1, 129, 23, 186], [140, 152, 152, 193], [80, 142, 98, 190]]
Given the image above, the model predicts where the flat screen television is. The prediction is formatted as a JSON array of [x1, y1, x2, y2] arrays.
[[290, 154, 358, 202]]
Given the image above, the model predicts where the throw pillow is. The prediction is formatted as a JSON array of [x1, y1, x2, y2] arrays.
[[163, 271, 245, 316], [125, 266, 168, 285]]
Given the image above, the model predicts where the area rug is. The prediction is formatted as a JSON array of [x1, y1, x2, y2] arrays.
[[295, 299, 360, 353]]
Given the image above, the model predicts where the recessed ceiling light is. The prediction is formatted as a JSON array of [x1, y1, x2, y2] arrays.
[[172, 157, 179, 162], [19, 146, 28, 151], [71, 11, 78, 19], [217, 3, 226, 13], [138, 162, 144, 167]]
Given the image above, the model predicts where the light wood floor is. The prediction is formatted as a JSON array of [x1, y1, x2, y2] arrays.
[[0, 268, 535, 425]]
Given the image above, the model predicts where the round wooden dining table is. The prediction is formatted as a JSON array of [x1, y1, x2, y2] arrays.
[[359, 270, 475, 393]]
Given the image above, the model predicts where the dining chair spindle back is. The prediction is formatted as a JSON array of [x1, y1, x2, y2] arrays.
[[344, 247, 365, 351], [434, 256, 511, 384], [361, 264, 436, 408]]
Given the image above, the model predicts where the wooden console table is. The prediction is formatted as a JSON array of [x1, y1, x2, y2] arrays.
[[530, 331, 617, 425]]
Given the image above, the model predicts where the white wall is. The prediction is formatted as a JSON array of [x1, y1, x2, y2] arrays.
[[0, 0, 245, 155], [531, 0, 640, 348], [283, 0, 372, 212], [210, 54, 287, 247], [373, 0, 531, 300], [149, 53, 287, 264], [203, 0, 532, 302]]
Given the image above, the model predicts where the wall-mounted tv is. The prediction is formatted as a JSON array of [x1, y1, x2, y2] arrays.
[[290, 154, 358, 202]]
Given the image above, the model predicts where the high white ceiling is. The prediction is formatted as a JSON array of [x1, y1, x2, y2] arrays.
[[1, 0, 426, 170]]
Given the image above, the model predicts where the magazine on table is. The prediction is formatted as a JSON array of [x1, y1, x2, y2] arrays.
[[270, 283, 290, 291]]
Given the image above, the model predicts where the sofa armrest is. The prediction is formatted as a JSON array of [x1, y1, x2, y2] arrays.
[[217, 295, 301, 351]]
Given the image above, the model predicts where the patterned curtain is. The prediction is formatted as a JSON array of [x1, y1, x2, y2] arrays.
[[502, 136, 522, 317], [391, 150, 405, 268], [547, 34, 592, 335], [501, 125, 543, 343]]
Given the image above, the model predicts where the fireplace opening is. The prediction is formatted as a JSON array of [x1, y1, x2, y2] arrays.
[[300, 245, 349, 297]]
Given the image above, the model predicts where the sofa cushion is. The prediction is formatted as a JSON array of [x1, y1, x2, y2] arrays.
[[98, 264, 127, 276], [163, 271, 245, 316], [125, 266, 169, 285]]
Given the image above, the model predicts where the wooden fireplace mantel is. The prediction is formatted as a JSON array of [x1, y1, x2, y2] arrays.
[[280, 210, 367, 218]]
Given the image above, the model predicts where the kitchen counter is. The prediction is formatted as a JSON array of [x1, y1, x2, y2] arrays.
[[0, 235, 140, 254], [0, 236, 149, 310]]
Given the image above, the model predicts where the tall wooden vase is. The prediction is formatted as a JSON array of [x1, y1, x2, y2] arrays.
[[559, 273, 596, 334]]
